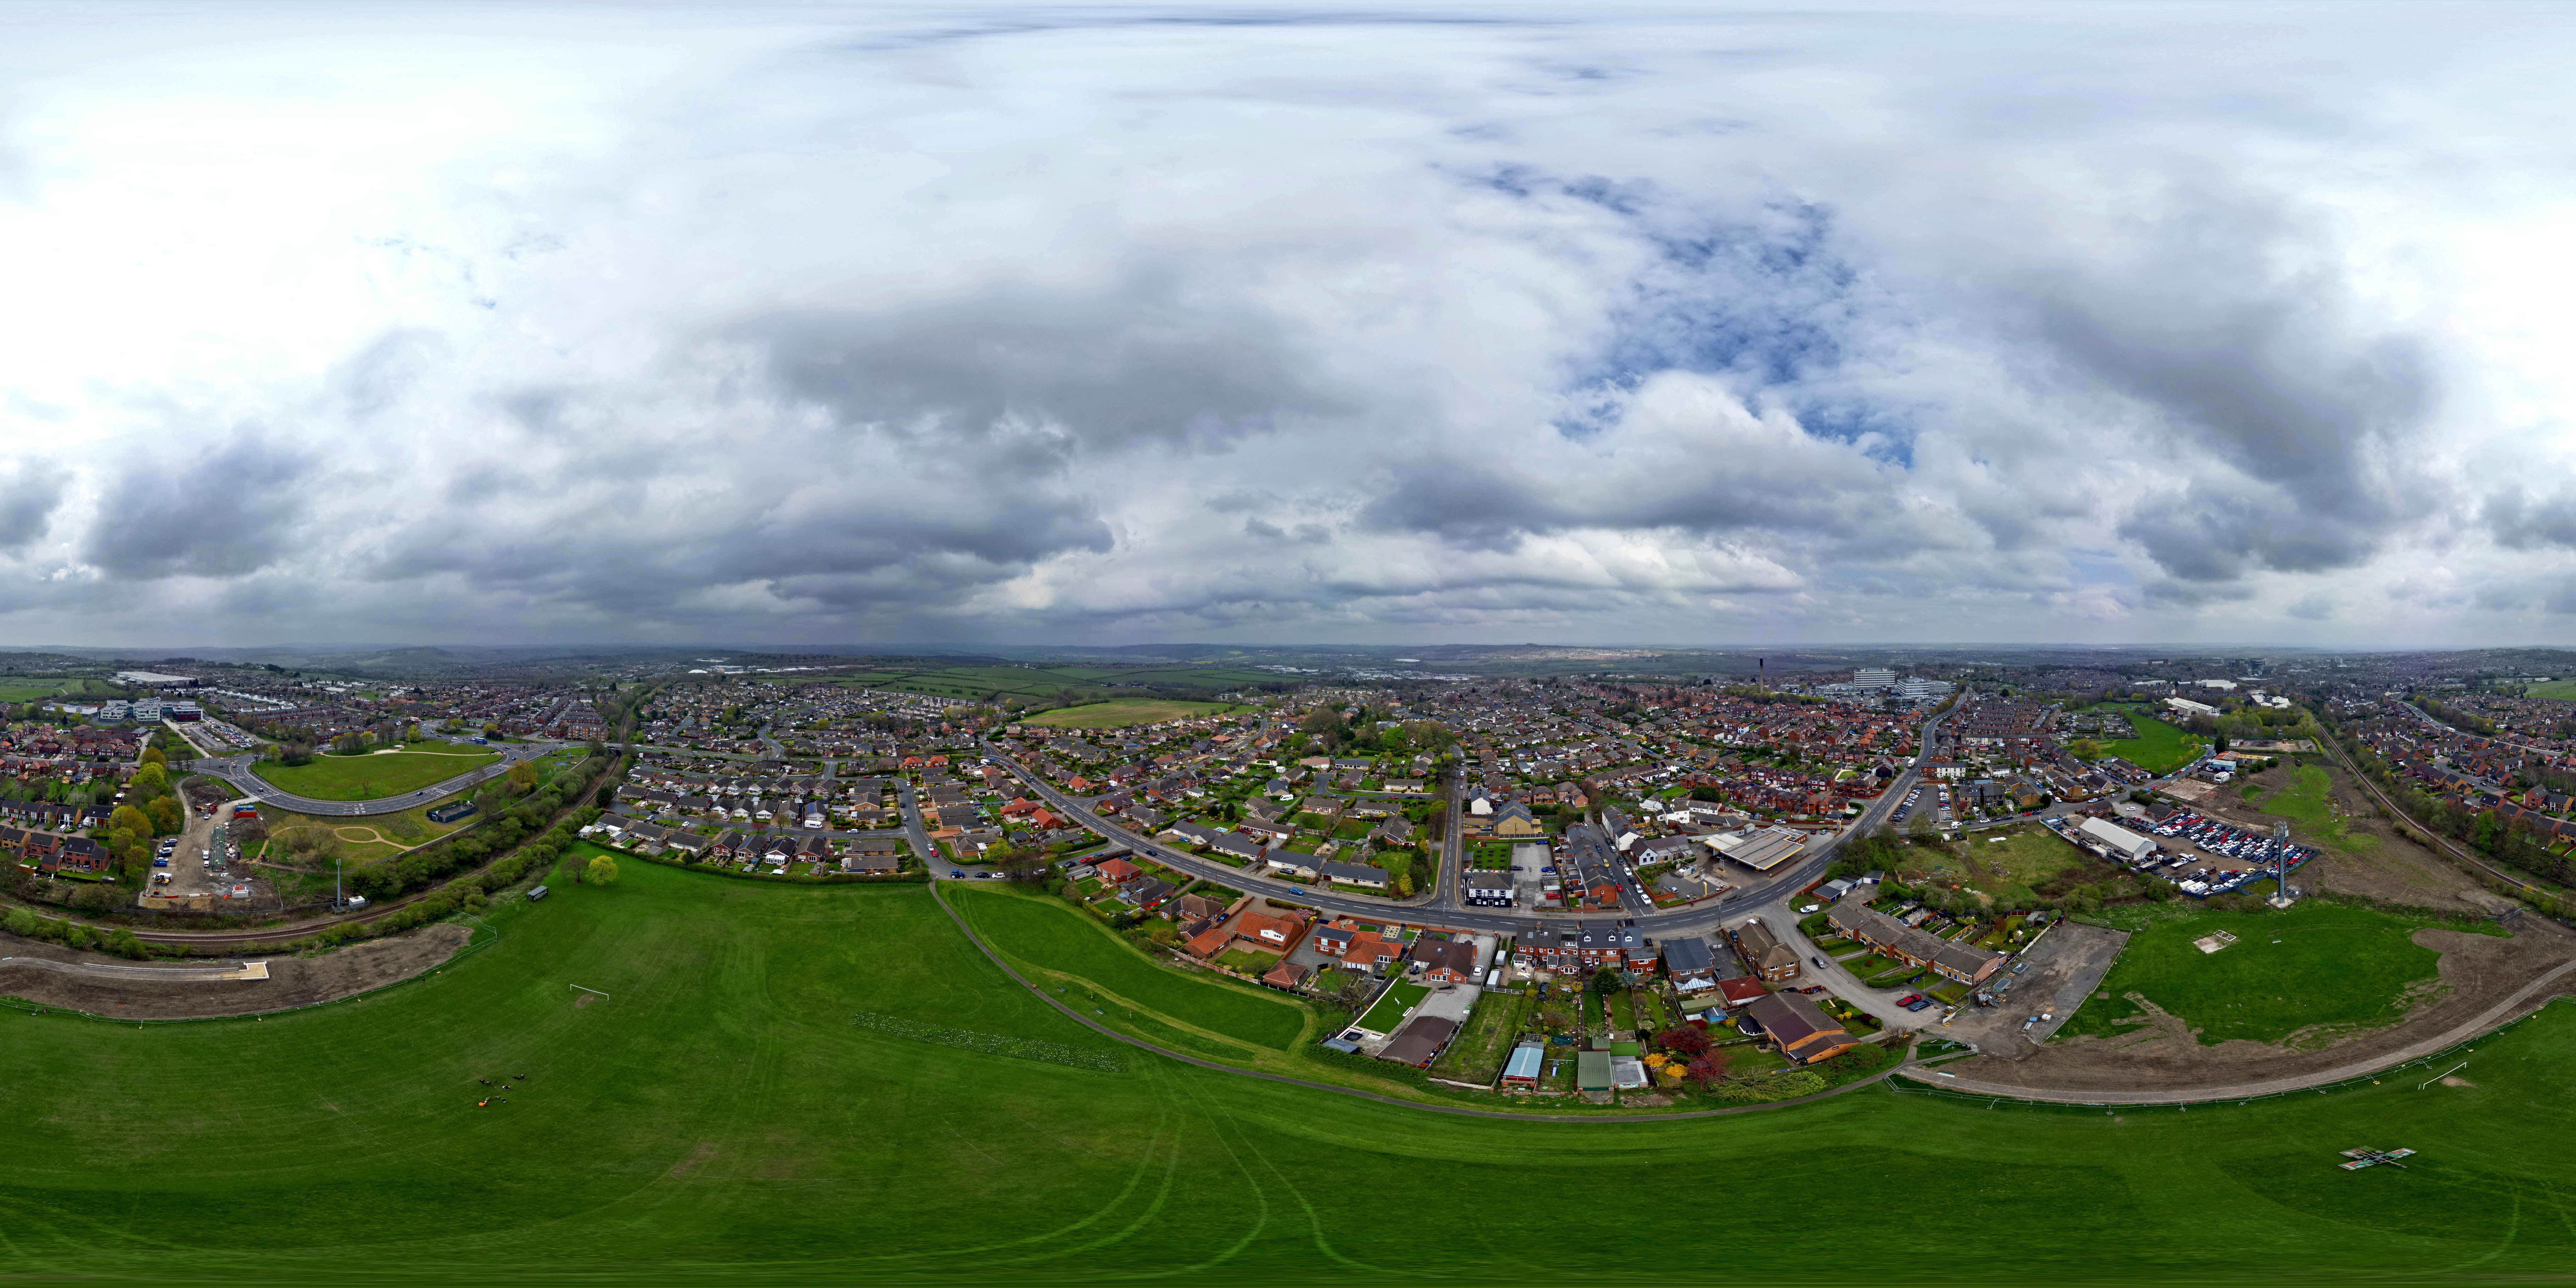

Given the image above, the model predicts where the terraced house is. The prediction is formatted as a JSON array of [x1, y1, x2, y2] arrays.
[[1824, 901, 2006, 985]]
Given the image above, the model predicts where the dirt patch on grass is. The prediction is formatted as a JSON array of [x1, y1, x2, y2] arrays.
[[1943, 914, 2576, 1093], [2204, 763, 2510, 915], [0, 923, 470, 1019]]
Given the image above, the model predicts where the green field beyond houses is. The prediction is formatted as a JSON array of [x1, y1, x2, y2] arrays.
[[2089, 703, 2207, 775], [252, 749, 502, 800], [1020, 698, 1247, 729], [7, 862, 2576, 1283]]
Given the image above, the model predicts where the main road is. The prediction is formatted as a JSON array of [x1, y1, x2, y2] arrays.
[[981, 702, 1957, 947]]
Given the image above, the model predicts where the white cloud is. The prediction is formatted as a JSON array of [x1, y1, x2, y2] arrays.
[[0, 3, 2569, 646]]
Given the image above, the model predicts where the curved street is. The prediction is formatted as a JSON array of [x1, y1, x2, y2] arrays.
[[1902, 957, 2576, 1104], [188, 740, 558, 818], [979, 708, 1957, 1030]]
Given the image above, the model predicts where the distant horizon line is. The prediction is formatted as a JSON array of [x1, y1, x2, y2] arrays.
[[2, 641, 2572, 657]]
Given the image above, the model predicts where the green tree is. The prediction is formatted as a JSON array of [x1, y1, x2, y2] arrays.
[[130, 762, 168, 795], [140, 746, 166, 768], [508, 761, 538, 794], [109, 803, 152, 838], [586, 853, 620, 886], [144, 795, 183, 835]]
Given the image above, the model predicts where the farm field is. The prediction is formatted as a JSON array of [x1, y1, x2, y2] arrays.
[[2058, 902, 2482, 1045], [3, 861, 2576, 1281], [1021, 698, 1248, 729], [252, 749, 502, 801]]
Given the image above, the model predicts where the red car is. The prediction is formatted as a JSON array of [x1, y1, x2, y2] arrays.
[[1895, 993, 1924, 1007]]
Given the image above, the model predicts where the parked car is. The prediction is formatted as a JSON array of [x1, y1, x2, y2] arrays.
[[1905, 997, 1935, 1012], [1895, 992, 1923, 1007], [152, 857, 169, 868], [949, 869, 965, 879]]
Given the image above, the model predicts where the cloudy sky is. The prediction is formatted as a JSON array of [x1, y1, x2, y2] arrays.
[[1, 1, 2571, 648]]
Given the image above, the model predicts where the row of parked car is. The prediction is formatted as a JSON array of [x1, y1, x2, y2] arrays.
[[2140, 809, 2313, 895]]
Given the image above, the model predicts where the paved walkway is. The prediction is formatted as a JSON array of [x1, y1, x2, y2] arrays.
[[1901, 957, 2576, 1104], [0, 956, 269, 981]]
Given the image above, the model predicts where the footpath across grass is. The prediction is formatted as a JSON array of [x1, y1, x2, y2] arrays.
[[2058, 902, 2483, 1046], [252, 749, 502, 801], [7, 861, 2576, 1281], [950, 886, 1308, 1049]]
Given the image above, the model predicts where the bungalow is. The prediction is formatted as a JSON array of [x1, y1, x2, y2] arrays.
[[1095, 857, 1142, 885], [1178, 892, 1232, 921], [1379, 1014, 1461, 1068], [1741, 991, 1858, 1065], [1261, 960, 1311, 991], [1121, 877, 1176, 908], [1264, 851, 1321, 880], [1206, 832, 1268, 865], [1713, 975, 1771, 1010], [1238, 817, 1295, 846], [1163, 820, 1229, 849], [1463, 869, 1516, 908], [1318, 860, 1388, 889], [842, 848, 902, 874], [1730, 919, 1801, 981], [1370, 815, 1416, 847]]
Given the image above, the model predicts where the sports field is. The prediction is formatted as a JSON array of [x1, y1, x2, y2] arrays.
[[2523, 679, 2576, 701], [9, 863, 2576, 1282], [252, 749, 502, 800], [2060, 902, 2473, 1045], [1022, 699, 1246, 729]]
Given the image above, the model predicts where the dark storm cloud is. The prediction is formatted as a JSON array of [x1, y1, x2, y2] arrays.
[[2484, 487, 2576, 552], [0, 460, 65, 550], [737, 269, 1351, 454], [81, 433, 309, 580]]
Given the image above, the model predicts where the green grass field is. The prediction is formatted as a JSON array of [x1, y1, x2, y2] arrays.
[[2523, 679, 2576, 701], [2248, 763, 2379, 852], [252, 749, 502, 801], [1021, 699, 1247, 729], [262, 792, 481, 863], [949, 886, 1308, 1049], [0, 678, 70, 702], [2059, 903, 2476, 1045], [2091, 704, 2206, 774], [8, 863, 2576, 1280], [1912, 828, 2104, 906]]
